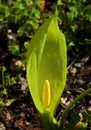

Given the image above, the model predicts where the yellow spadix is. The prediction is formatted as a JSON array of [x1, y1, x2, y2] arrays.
[[42, 80, 51, 108]]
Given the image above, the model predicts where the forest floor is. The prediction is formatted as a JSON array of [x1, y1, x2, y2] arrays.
[[0, 56, 91, 130]]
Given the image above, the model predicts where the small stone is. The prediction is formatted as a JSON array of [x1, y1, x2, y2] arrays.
[[10, 59, 25, 72], [0, 122, 6, 130], [25, 121, 30, 125], [19, 77, 28, 92], [89, 100, 91, 104], [66, 99, 73, 106], [66, 91, 71, 94], [88, 107, 91, 111], [70, 67, 77, 76], [74, 62, 84, 68], [61, 97, 67, 105], [76, 79, 85, 87]]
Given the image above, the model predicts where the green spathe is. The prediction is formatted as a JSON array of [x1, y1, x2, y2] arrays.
[[27, 11, 67, 129]]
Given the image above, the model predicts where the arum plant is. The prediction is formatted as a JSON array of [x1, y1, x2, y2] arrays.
[[26, 10, 91, 130], [26, 10, 67, 130]]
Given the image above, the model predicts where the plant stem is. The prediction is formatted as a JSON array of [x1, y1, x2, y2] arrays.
[[40, 109, 60, 130], [60, 87, 91, 130]]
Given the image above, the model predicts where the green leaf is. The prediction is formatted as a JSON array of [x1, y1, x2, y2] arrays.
[[2, 66, 6, 72], [26, 12, 67, 117], [8, 44, 19, 55], [0, 100, 5, 108]]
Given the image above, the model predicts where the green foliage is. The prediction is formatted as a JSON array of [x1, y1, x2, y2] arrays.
[[0, 66, 21, 108], [26, 11, 67, 130], [57, 0, 91, 56], [0, 97, 14, 108], [0, 66, 6, 87], [0, 0, 40, 36], [0, 0, 90, 57], [60, 87, 91, 129], [63, 110, 91, 130], [8, 43, 20, 55]]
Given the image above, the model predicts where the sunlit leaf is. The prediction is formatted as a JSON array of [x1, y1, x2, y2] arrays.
[[27, 11, 67, 116]]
